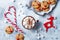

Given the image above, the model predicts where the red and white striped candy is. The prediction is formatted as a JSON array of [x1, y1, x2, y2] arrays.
[[4, 6, 24, 33]]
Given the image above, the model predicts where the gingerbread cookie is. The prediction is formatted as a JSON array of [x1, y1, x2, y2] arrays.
[[32, 0, 41, 11], [31, 0, 57, 15], [5, 26, 14, 34], [41, 1, 50, 12], [22, 16, 36, 30], [35, 7, 42, 12], [47, 0, 56, 5], [16, 33, 24, 40]]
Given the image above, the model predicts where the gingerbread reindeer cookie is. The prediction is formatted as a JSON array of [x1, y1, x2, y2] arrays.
[[47, 0, 56, 5], [41, 1, 50, 12], [32, 0, 41, 12], [5, 26, 14, 34], [31, 0, 57, 15], [16, 33, 24, 40]]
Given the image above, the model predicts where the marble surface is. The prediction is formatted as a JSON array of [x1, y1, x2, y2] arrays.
[[0, 0, 60, 40]]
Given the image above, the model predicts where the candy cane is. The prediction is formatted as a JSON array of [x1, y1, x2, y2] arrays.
[[4, 6, 24, 33], [8, 6, 17, 24]]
